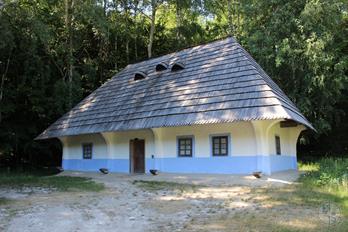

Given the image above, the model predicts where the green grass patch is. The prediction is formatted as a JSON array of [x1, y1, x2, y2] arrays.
[[299, 158, 348, 189], [0, 197, 13, 206], [133, 180, 201, 192], [298, 158, 348, 217], [298, 161, 320, 172], [251, 158, 348, 230], [262, 185, 348, 231], [262, 158, 348, 218], [0, 171, 104, 192]]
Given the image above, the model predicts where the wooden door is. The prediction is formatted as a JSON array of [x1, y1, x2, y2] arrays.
[[130, 139, 145, 173]]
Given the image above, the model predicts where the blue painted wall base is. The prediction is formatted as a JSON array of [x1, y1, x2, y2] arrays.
[[62, 159, 129, 173], [62, 155, 297, 175]]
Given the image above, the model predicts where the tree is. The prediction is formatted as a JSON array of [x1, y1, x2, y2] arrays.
[[65, 0, 74, 107], [147, 0, 158, 58], [239, 0, 348, 134]]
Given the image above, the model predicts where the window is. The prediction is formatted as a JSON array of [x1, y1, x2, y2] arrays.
[[178, 137, 193, 157], [275, 136, 281, 155], [171, 62, 185, 71], [212, 136, 228, 156], [134, 71, 147, 81], [82, 143, 93, 159], [156, 62, 168, 71]]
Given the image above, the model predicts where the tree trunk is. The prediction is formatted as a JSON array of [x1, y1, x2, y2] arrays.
[[134, 0, 139, 60], [65, 0, 74, 108], [122, 0, 130, 63], [114, 35, 118, 71], [126, 39, 129, 63], [113, 0, 119, 70], [236, 0, 240, 38], [0, 51, 11, 123], [104, 0, 107, 16], [148, 0, 157, 58], [227, 0, 234, 36], [175, 0, 181, 42], [134, 32, 138, 61]]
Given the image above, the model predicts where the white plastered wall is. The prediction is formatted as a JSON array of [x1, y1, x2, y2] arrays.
[[59, 133, 108, 159], [151, 121, 257, 158], [251, 120, 304, 156], [251, 120, 306, 174], [58, 120, 305, 174], [59, 120, 304, 160], [101, 129, 155, 159], [267, 122, 305, 157]]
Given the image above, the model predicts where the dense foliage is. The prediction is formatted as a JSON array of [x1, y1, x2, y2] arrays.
[[0, 0, 347, 166]]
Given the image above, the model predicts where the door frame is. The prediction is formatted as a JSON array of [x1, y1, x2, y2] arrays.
[[129, 138, 145, 174]]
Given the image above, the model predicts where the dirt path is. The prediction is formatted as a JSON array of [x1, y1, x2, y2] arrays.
[[0, 172, 344, 232]]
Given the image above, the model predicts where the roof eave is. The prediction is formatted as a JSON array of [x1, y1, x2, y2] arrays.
[[35, 117, 315, 140]]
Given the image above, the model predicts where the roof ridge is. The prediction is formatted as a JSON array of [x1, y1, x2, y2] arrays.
[[125, 36, 236, 68]]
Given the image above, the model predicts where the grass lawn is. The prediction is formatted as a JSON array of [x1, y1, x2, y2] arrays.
[[298, 158, 348, 216], [0, 170, 104, 192], [0, 197, 12, 205], [259, 157, 348, 230], [134, 157, 348, 231], [0, 158, 347, 231]]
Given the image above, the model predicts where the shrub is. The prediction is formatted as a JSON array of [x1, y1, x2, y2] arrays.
[[300, 157, 348, 190]]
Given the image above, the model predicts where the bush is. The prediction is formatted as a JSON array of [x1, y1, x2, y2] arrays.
[[300, 158, 348, 190]]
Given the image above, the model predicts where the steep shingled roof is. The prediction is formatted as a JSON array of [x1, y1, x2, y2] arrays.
[[37, 37, 313, 139]]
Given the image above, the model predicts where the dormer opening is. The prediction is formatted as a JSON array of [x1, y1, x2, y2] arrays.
[[171, 62, 185, 71], [156, 62, 168, 71], [134, 71, 147, 81]]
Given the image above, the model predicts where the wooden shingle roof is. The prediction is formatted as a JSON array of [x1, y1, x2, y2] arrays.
[[37, 37, 313, 139]]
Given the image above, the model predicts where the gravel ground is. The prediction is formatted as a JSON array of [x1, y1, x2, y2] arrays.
[[0, 171, 343, 232]]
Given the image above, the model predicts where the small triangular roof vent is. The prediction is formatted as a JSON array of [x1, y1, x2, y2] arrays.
[[156, 62, 168, 71], [134, 71, 147, 81], [171, 61, 185, 71]]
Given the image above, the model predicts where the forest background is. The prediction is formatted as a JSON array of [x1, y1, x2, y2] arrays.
[[0, 0, 347, 167]]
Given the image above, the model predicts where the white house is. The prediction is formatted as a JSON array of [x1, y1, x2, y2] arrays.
[[37, 37, 313, 175]]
